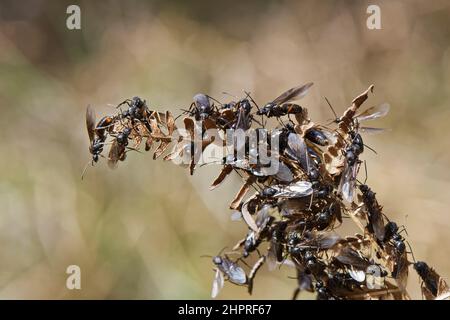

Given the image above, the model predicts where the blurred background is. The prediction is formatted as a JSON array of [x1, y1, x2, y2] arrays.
[[0, 0, 449, 299]]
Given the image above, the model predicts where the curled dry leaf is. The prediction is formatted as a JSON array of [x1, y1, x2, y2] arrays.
[[84, 86, 438, 300]]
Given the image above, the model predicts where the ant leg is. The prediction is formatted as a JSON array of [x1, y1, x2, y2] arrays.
[[277, 117, 286, 128], [252, 117, 264, 127], [238, 257, 251, 268], [292, 288, 300, 300], [117, 99, 132, 109], [287, 114, 294, 123], [364, 143, 378, 155], [398, 226, 409, 237], [125, 146, 142, 153]]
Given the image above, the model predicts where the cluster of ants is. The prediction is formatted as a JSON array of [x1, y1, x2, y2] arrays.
[[84, 83, 449, 300]]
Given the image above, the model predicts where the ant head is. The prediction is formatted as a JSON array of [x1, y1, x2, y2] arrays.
[[240, 99, 251, 113], [317, 211, 331, 223], [285, 122, 295, 131], [315, 280, 324, 288], [413, 261, 428, 274], [193, 93, 211, 110], [359, 184, 369, 192], [385, 221, 399, 234], [261, 187, 277, 198], [212, 256, 223, 265], [132, 96, 142, 104]]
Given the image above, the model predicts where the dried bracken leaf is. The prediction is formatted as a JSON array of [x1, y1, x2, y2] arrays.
[[210, 165, 233, 190], [229, 176, 256, 210], [85, 86, 436, 300]]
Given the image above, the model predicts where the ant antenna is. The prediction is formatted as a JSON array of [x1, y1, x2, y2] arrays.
[[218, 246, 228, 256], [81, 160, 93, 180], [244, 91, 261, 112], [200, 246, 228, 259], [244, 90, 267, 128], [406, 240, 416, 263], [324, 97, 338, 122], [363, 160, 368, 184], [364, 143, 378, 155], [206, 95, 223, 106], [237, 257, 251, 268], [233, 168, 259, 193], [222, 91, 238, 99], [398, 225, 409, 237], [116, 99, 132, 109]]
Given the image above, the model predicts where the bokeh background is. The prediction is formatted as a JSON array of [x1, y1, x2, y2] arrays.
[[0, 0, 449, 299]]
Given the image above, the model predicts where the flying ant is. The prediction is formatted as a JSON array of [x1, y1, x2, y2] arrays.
[[381, 221, 414, 291], [267, 221, 288, 270], [209, 248, 265, 297], [413, 261, 449, 299], [261, 181, 313, 199], [325, 95, 390, 134], [315, 203, 342, 231], [338, 130, 365, 203], [234, 205, 274, 257], [257, 83, 313, 121], [86, 106, 110, 162], [107, 128, 131, 169], [211, 252, 247, 298], [290, 231, 341, 254], [83, 105, 116, 178], [118, 96, 149, 120], [358, 184, 385, 242], [232, 98, 254, 130], [178, 93, 218, 122]]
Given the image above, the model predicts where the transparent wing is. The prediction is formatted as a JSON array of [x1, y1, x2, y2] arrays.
[[107, 140, 121, 169], [348, 268, 366, 282], [336, 247, 371, 270], [211, 269, 224, 298], [273, 181, 313, 198], [228, 264, 247, 285], [86, 105, 96, 142], [314, 232, 341, 249], [299, 231, 340, 249], [289, 181, 313, 195], [255, 205, 271, 228], [355, 103, 390, 122], [287, 133, 310, 172], [393, 251, 409, 291], [241, 199, 259, 232], [272, 82, 314, 105], [266, 242, 278, 271], [360, 127, 389, 135], [276, 162, 294, 182], [339, 162, 359, 203]]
